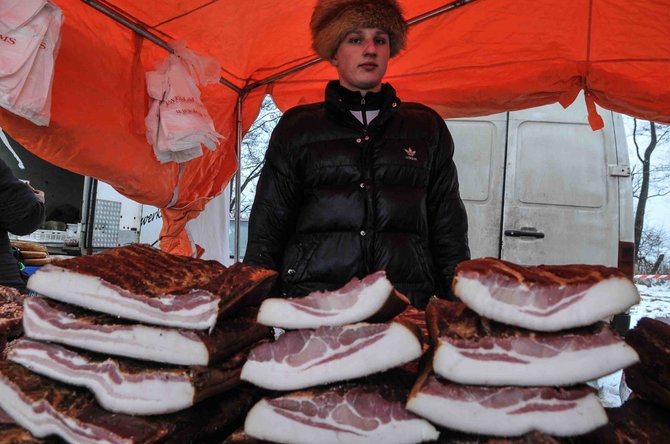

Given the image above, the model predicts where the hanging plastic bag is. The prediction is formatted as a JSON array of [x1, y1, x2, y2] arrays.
[[0, 1, 63, 126], [145, 42, 223, 164], [0, 0, 46, 33]]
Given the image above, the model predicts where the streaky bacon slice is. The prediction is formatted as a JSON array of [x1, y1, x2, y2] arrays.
[[23, 297, 270, 366], [0, 360, 258, 444], [427, 298, 639, 386], [453, 258, 639, 331], [244, 380, 439, 444], [8, 338, 247, 415], [26, 244, 276, 330], [406, 368, 607, 437], [241, 320, 422, 391], [256, 271, 409, 328]]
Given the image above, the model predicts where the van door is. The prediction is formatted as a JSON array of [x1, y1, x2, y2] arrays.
[[502, 102, 620, 266], [449, 97, 627, 267], [448, 113, 507, 259]]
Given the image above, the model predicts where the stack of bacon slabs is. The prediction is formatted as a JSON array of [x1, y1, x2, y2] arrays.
[[0, 244, 277, 443], [407, 258, 641, 439], [242, 271, 439, 444]]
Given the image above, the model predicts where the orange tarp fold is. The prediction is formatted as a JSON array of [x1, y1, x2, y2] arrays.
[[1, 0, 669, 256]]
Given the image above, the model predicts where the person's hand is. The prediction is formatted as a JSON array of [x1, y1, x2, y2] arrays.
[[33, 188, 45, 204]]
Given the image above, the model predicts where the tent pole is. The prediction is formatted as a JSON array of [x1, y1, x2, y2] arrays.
[[233, 92, 245, 262], [81, 0, 241, 94]]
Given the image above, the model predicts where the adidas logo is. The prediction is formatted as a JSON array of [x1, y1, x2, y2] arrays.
[[404, 147, 417, 161]]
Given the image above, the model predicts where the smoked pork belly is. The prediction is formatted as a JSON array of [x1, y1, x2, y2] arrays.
[[427, 298, 639, 386], [241, 320, 422, 390], [453, 258, 639, 331], [23, 297, 270, 365], [27, 244, 276, 330], [8, 338, 247, 415], [257, 271, 409, 328], [0, 360, 257, 444], [406, 369, 607, 437], [244, 380, 439, 444]]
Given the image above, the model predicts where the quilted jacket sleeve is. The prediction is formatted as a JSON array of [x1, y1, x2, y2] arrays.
[[426, 115, 470, 299], [0, 158, 45, 235], [243, 116, 301, 272]]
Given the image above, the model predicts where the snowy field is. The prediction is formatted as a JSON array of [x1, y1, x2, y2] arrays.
[[596, 280, 670, 407]]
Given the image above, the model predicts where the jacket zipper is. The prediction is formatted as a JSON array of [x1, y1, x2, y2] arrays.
[[360, 96, 373, 274], [361, 97, 368, 126]]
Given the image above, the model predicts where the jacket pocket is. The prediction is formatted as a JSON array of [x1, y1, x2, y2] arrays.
[[282, 241, 318, 285]]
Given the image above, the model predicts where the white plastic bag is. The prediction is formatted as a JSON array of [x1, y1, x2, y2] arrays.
[[0, 1, 63, 126], [145, 42, 223, 164], [0, 0, 46, 33]]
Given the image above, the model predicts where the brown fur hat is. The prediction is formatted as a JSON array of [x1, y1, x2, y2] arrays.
[[311, 0, 408, 59]]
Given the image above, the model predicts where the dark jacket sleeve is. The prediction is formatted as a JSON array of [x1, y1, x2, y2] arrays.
[[426, 115, 470, 299], [0, 158, 45, 235], [243, 116, 301, 272]]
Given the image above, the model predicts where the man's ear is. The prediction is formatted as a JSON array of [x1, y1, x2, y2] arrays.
[[329, 55, 338, 67]]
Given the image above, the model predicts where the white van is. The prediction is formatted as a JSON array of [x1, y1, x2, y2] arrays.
[[448, 95, 634, 332]]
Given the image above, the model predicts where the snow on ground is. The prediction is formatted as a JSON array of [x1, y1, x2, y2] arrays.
[[595, 280, 670, 407]]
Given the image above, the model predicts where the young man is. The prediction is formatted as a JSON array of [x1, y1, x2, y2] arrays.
[[244, 0, 469, 308]]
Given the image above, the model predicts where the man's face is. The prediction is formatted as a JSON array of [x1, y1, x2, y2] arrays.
[[330, 28, 390, 94]]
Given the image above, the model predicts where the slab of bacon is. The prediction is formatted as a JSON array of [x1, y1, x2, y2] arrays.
[[0, 360, 257, 444], [241, 320, 422, 391], [427, 298, 639, 386], [0, 285, 25, 340], [244, 380, 439, 444], [453, 258, 639, 331], [406, 369, 607, 437], [8, 338, 247, 415], [26, 244, 276, 330], [23, 297, 270, 365], [624, 317, 670, 409], [256, 271, 409, 328]]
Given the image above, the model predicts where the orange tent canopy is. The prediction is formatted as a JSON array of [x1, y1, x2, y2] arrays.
[[1, 0, 669, 255]]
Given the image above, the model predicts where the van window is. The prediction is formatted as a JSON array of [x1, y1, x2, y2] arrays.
[[449, 121, 495, 202], [515, 122, 607, 208]]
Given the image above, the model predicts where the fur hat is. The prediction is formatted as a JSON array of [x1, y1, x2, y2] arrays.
[[310, 0, 408, 59]]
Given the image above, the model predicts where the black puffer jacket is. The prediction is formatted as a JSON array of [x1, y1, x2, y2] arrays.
[[244, 81, 469, 308]]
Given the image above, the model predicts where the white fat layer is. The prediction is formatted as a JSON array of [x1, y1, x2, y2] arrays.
[[9, 347, 195, 415], [455, 276, 640, 331], [245, 399, 439, 444], [434, 339, 640, 386], [0, 379, 128, 444], [27, 267, 218, 330], [23, 303, 209, 365], [406, 391, 607, 437], [257, 278, 393, 328], [241, 323, 422, 390]]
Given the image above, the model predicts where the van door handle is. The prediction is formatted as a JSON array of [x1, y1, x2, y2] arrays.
[[504, 229, 545, 239]]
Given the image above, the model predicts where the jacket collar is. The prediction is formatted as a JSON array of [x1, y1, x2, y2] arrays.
[[324, 80, 400, 129]]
